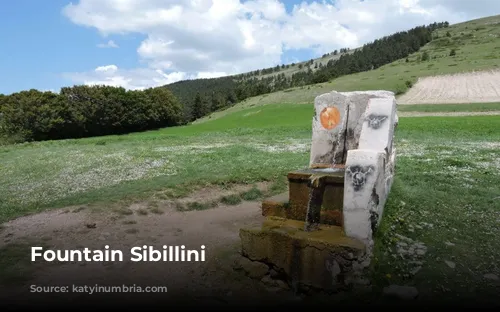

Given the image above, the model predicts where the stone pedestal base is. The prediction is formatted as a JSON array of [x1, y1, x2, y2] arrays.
[[238, 217, 367, 293], [262, 168, 345, 226]]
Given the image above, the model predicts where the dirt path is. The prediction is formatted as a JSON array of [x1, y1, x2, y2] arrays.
[[398, 70, 500, 104], [398, 110, 500, 117], [0, 183, 304, 308]]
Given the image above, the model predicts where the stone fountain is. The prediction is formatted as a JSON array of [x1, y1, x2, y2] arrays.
[[237, 90, 398, 293]]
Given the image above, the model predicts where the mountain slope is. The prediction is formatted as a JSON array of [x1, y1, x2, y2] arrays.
[[163, 22, 450, 121], [193, 14, 500, 123]]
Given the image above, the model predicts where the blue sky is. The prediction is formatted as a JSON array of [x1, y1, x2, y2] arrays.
[[0, 0, 496, 94], [0, 0, 143, 94], [0, 0, 317, 95]]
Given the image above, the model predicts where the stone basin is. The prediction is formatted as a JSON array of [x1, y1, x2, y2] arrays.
[[287, 168, 345, 183], [260, 167, 345, 227]]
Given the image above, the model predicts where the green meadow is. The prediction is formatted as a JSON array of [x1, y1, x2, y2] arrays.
[[1, 14, 499, 302]]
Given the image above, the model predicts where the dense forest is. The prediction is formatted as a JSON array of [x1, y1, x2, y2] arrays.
[[0, 21, 448, 143], [0, 86, 182, 143]]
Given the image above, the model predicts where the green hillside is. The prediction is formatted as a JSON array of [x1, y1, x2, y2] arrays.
[[164, 22, 448, 121], [195, 14, 500, 123]]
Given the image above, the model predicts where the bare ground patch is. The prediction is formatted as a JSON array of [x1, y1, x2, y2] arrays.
[[0, 182, 301, 306], [398, 70, 500, 104], [173, 182, 270, 206]]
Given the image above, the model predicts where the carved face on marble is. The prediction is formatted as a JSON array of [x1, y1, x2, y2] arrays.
[[320, 106, 341, 130], [346, 165, 375, 191], [366, 114, 388, 130]]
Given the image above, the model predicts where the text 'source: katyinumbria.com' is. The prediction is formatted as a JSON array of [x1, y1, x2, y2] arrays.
[[30, 284, 168, 295]]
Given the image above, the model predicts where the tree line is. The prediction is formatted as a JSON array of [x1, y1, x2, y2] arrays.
[[0, 85, 183, 143]]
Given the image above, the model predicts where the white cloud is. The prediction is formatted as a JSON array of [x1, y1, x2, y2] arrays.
[[196, 71, 228, 79], [64, 65, 189, 90], [62, 0, 500, 89], [95, 64, 118, 72], [97, 40, 119, 48]]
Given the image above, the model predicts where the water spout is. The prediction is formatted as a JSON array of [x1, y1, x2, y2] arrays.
[[304, 174, 326, 232], [311, 167, 342, 173]]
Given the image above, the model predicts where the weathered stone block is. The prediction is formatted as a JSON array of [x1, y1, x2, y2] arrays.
[[261, 193, 288, 218], [261, 275, 290, 291], [287, 169, 344, 226], [261, 195, 343, 226], [358, 97, 397, 156], [234, 256, 270, 279], [310, 90, 396, 167], [343, 150, 385, 247], [239, 217, 366, 292], [338, 91, 398, 250], [310, 92, 349, 166]]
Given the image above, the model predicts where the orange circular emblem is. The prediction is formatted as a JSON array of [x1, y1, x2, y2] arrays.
[[319, 106, 341, 130]]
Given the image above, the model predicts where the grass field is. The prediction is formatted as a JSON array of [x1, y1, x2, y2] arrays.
[[369, 115, 500, 302], [0, 104, 313, 223], [1, 101, 499, 302]]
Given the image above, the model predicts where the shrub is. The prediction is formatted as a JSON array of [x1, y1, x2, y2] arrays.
[[220, 195, 242, 205], [394, 84, 407, 95], [421, 51, 430, 61], [240, 187, 263, 201]]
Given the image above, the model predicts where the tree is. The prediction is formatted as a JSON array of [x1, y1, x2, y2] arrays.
[[226, 90, 237, 106], [192, 93, 205, 120], [446, 31, 451, 37], [210, 92, 224, 111], [143, 87, 183, 129], [0, 89, 68, 141]]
